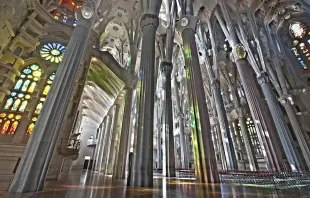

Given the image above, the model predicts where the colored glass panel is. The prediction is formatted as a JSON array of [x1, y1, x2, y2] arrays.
[[28, 82, 37, 93], [40, 43, 66, 63], [43, 85, 51, 95], [26, 123, 35, 136], [21, 80, 31, 92], [35, 103, 43, 114], [290, 22, 307, 38], [1, 120, 10, 134], [8, 121, 18, 134], [27, 72, 55, 136], [11, 99, 21, 111], [14, 79, 23, 90], [4, 98, 13, 110], [19, 101, 28, 112]]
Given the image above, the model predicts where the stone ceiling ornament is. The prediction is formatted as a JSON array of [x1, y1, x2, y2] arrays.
[[181, 17, 189, 27], [81, 0, 96, 19]]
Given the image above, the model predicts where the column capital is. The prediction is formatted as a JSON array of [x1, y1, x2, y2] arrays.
[[140, 14, 159, 31], [160, 61, 173, 73], [257, 72, 270, 85], [176, 15, 198, 33], [232, 43, 247, 62]]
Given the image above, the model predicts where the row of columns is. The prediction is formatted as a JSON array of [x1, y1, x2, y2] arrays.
[[9, 0, 310, 193]]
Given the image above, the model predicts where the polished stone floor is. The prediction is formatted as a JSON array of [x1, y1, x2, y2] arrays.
[[2, 170, 310, 198]]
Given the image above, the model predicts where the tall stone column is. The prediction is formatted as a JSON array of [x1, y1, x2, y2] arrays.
[[132, 0, 162, 187], [179, 14, 219, 182], [215, 5, 285, 171], [106, 98, 123, 175], [173, 78, 189, 168], [161, 61, 176, 177], [155, 99, 162, 169], [205, 18, 237, 170], [114, 88, 134, 179], [8, 1, 100, 192], [210, 80, 238, 170], [100, 108, 115, 173], [93, 121, 106, 171], [257, 73, 301, 171]]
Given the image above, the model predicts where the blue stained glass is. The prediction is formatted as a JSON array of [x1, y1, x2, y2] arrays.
[[11, 92, 17, 96], [17, 93, 24, 98], [50, 74, 55, 81], [14, 79, 23, 90], [23, 69, 31, 74]]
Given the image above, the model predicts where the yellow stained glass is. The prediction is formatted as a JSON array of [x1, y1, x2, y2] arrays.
[[0, 113, 6, 117], [15, 115, 21, 120], [8, 121, 18, 134], [33, 71, 42, 77], [26, 123, 35, 136], [1, 120, 10, 134], [8, 114, 14, 119], [28, 82, 37, 93], [32, 117, 37, 121], [43, 85, 51, 95]]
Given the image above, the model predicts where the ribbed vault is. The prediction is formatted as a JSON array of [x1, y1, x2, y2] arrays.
[[81, 60, 125, 125]]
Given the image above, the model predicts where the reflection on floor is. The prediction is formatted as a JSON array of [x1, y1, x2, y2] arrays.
[[3, 171, 310, 198]]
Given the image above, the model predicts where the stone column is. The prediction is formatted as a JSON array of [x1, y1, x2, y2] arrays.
[[132, 1, 162, 187], [215, 5, 285, 171], [93, 122, 105, 171], [161, 61, 176, 177], [179, 14, 219, 183], [100, 108, 115, 173], [8, 1, 100, 192], [257, 73, 301, 171], [173, 78, 189, 169], [210, 80, 238, 170], [214, 123, 227, 170], [106, 97, 123, 175], [114, 88, 134, 179], [155, 99, 162, 169]]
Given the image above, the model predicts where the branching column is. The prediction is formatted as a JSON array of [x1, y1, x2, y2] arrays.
[[215, 4, 285, 171], [179, 14, 219, 182], [132, 1, 162, 187], [8, 1, 100, 192]]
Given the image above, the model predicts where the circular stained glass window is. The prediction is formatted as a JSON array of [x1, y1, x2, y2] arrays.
[[289, 22, 307, 39], [40, 43, 66, 63]]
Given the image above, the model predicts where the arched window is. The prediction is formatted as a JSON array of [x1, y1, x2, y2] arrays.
[[289, 22, 310, 70], [26, 72, 55, 136], [0, 64, 42, 134]]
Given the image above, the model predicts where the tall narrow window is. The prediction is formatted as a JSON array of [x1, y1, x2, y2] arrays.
[[0, 64, 42, 134], [26, 73, 55, 136]]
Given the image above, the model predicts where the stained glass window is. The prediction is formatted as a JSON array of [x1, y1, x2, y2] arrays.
[[0, 64, 42, 135], [289, 22, 310, 70], [26, 73, 55, 136], [40, 43, 66, 64], [0, 113, 22, 134]]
